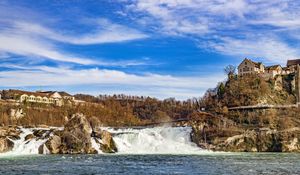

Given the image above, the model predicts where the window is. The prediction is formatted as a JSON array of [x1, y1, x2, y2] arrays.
[[243, 67, 250, 72]]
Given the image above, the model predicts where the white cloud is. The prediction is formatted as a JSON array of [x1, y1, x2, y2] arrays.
[[0, 66, 225, 99], [126, 0, 252, 35], [246, 1, 300, 29], [0, 34, 97, 65], [0, 5, 149, 65], [127, 0, 211, 35], [128, 0, 300, 34], [125, 0, 300, 62], [11, 19, 148, 45], [204, 36, 300, 64], [0, 19, 150, 65]]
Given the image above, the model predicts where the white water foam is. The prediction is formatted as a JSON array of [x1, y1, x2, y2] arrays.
[[1, 128, 48, 156], [106, 126, 210, 154], [91, 137, 103, 154], [0, 126, 211, 156]]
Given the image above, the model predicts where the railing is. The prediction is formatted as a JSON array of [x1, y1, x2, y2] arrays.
[[228, 104, 299, 110]]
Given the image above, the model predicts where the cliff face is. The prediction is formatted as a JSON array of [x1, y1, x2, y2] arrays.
[[203, 75, 296, 111], [192, 127, 300, 152], [189, 112, 300, 152], [194, 72, 300, 152]]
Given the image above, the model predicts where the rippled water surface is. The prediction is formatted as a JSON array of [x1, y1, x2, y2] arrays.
[[0, 153, 299, 175]]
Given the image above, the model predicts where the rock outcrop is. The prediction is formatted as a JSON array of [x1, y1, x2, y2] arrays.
[[24, 134, 35, 141], [191, 123, 300, 152], [59, 113, 95, 154], [42, 135, 61, 154], [38, 113, 117, 154], [189, 111, 300, 152], [10, 108, 25, 120], [0, 126, 21, 140], [95, 130, 117, 153], [0, 137, 14, 153], [0, 126, 22, 153]]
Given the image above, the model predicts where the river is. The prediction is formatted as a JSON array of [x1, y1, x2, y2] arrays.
[[0, 153, 299, 174], [0, 126, 299, 174]]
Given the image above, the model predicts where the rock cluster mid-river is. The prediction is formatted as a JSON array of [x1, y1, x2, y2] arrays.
[[0, 113, 207, 155]]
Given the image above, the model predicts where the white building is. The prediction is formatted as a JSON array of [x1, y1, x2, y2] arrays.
[[238, 58, 265, 76], [3, 90, 75, 106]]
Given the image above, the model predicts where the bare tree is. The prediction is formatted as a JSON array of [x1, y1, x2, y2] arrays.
[[224, 65, 236, 75]]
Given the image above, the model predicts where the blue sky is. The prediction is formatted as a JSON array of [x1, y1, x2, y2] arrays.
[[1, 0, 300, 100]]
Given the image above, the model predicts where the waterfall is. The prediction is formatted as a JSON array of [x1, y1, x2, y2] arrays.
[[107, 126, 208, 154], [0, 126, 209, 156], [2, 128, 48, 156]]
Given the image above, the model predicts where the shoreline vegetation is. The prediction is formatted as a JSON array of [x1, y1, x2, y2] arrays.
[[1, 65, 300, 153]]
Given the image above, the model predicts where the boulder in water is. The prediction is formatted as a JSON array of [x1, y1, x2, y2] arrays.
[[0, 126, 21, 140], [60, 113, 94, 154], [0, 137, 14, 153], [25, 134, 35, 141], [89, 116, 101, 132], [38, 144, 50, 154], [37, 113, 117, 154], [95, 130, 117, 153], [39, 135, 61, 154], [33, 129, 52, 140], [65, 113, 92, 134], [0, 126, 20, 136]]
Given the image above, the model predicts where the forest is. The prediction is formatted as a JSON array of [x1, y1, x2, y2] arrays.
[[0, 94, 200, 127]]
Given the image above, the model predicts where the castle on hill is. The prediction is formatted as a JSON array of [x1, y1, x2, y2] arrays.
[[238, 58, 300, 104], [238, 58, 300, 78]]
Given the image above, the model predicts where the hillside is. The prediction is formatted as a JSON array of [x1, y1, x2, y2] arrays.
[[190, 73, 300, 152], [0, 95, 199, 127], [201, 74, 296, 108]]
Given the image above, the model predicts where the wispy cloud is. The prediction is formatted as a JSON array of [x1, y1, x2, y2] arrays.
[[0, 19, 149, 65], [125, 0, 300, 62], [0, 66, 219, 88], [12, 19, 148, 45], [0, 34, 97, 65], [0, 2, 149, 65], [127, 0, 300, 34], [203, 35, 300, 64]]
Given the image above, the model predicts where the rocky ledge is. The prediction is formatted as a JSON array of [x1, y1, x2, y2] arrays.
[[0, 113, 118, 154], [0, 126, 21, 153], [189, 112, 300, 152]]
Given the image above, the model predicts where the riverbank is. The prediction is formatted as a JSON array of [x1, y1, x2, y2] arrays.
[[187, 112, 300, 152]]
